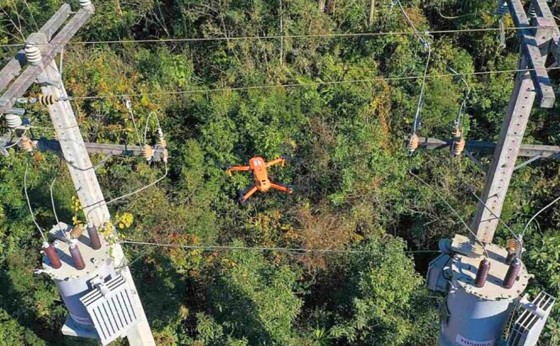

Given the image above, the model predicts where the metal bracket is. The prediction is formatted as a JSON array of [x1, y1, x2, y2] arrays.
[[464, 149, 487, 173], [514, 154, 542, 171]]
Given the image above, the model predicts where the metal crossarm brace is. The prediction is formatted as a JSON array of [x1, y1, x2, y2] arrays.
[[414, 137, 560, 158], [3, 138, 167, 161]]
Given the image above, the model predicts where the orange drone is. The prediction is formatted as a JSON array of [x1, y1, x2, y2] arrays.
[[226, 156, 293, 203]]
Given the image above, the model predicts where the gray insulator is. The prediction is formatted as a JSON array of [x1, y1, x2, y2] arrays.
[[24, 44, 42, 65], [79, 0, 93, 8], [496, 2, 509, 16], [4, 113, 22, 129]]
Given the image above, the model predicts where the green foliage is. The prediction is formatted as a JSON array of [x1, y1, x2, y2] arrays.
[[2, 0, 560, 345], [206, 242, 303, 345], [329, 237, 437, 345]]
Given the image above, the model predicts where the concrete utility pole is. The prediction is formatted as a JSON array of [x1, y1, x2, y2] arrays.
[[427, 1, 558, 345], [0, 2, 155, 345]]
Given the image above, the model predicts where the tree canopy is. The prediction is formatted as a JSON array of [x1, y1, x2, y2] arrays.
[[1, 0, 560, 345]]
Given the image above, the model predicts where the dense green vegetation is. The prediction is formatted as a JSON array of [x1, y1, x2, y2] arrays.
[[2, 0, 560, 345]]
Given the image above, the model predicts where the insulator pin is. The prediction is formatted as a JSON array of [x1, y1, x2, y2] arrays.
[[142, 144, 154, 161], [69, 224, 84, 239], [69, 242, 85, 270], [407, 134, 419, 153], [42, 242, 62, 269], [20, 136, 34, 153], [87, 224, 101, 250], [4, 113, 22, 129], [24, 44, 42, 65], [474, 258, 491, 288], [506, 250, 517, 265], [496, 2, 508, 16], [505, 238, 521, 264], [503, 258, 521, 289]]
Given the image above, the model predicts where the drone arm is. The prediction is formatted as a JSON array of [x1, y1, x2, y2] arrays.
[[226, 165, 250, 176], [240, 185, 258, 203], [269, 182, 292, 194], [266, 157, 286, 168]]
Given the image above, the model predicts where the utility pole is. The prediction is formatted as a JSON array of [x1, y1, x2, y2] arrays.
[[427, 1, 557, 345], [0, 2, 156, 345]]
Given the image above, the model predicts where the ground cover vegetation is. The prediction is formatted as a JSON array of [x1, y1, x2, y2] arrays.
[[1, 0, 560, 345]]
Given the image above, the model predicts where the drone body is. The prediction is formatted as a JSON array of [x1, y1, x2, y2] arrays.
[[227, 156, 292, 203]]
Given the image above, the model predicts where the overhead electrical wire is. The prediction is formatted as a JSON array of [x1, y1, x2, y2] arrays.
[[49, 159, 63, 226], [120, 239, 440, 255], [123, 97, 142, 146], [47, 66, 558, 104], [84, 114, 168, 222], [49, 176, 60, 225], [0, 25, 551, 49], [143, 112, 162, 145], [395, 0, 432, 144], [469, 190, 521, 243], [521, 195, 560, 239], [24, 160, 47, 242], [409, 169, 489, 257]]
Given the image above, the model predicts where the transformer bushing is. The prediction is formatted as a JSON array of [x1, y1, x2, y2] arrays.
[[429, 235, 530, 346], [41, 222, 115, 337]]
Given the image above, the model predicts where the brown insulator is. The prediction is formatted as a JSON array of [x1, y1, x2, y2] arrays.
[[474, 258, 491, 288], [38, 94, 56, 106], [505, 238, 520, 264], [142, 144, 153, 161], [503, 258, 521, 289], [20, 136, 34, 153], [506, 238, 520, 253], [69, 224, 84, 239], [42, 242, 62, 269], [69, 242, 86, 270], [407, 134, 419, 153], [87, 224, 101, 250], [452, 137, 466, 157]]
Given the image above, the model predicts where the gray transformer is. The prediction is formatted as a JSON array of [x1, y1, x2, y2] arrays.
[[41, 223, 117, 337], [428, 235, 530, 346]]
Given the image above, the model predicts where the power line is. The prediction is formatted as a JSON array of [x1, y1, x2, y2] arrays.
[[0, 25, 547, 49], [408, 169, 489, 257], [23, 160, 47, 242], [61, 66, 556, 102], [521, 195, 560, 239], [469, 190, 520, 242], [120, 240, 440, 255]]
